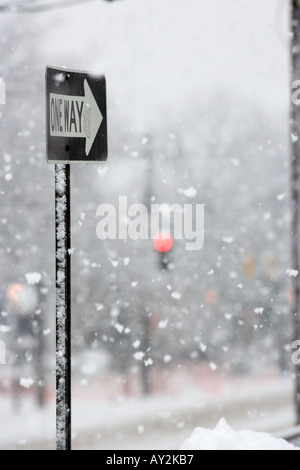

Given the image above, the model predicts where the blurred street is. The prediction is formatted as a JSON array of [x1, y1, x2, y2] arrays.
[[0, 370, 295, 450]]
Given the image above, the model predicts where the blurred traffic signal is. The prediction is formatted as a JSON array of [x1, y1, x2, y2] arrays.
[[153, 232, 174, 271], [204, 289, 219, 306], [6, 282, 47, 409]]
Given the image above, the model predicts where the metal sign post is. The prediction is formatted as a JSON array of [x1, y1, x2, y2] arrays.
[[0, 78, 6, 367], [55, 164, 71, 450], [46, 66, 107, 450], [291, 0, 300, 426]]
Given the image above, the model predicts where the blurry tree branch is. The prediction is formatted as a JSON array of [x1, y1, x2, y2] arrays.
[[0, 0, 117, 14]]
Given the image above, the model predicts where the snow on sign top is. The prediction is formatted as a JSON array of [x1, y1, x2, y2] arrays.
[[46, 66, 107, 164]]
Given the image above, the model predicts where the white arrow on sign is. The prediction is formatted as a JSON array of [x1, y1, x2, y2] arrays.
[[49, 79, 103, 156]]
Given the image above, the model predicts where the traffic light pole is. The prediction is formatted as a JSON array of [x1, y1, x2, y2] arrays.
[[140, 138, 154, 396], [291, 0, 300, 425], [55, 164, 72, 450]]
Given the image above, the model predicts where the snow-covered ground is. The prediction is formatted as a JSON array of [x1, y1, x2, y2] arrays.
[[0, 374, 295, 450]]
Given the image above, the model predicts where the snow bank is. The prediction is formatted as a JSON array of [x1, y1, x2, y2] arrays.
[[181, 419, 298, 451]]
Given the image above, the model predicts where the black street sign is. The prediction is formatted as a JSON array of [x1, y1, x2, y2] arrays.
[[46, 66, 108, 450], [46, 66, 107, 163]]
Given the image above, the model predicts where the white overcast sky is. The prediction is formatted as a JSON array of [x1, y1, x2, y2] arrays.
[[1, 0, 292, 130]]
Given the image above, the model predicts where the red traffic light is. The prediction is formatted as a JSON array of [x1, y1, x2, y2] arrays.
[[153, 233, 174, 253]]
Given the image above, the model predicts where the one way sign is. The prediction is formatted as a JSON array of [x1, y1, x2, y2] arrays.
[[46, 66, 107, 163]]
